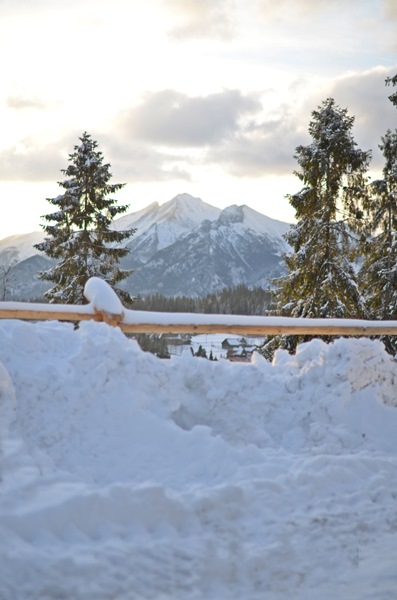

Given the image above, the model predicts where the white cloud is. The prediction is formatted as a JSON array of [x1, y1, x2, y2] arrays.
[[116, 89, 261, 147], [206, 66, 397, 178], [166, 0, 236, 39], [207, 114, 302, 177], [384, 0, 397, 21], [306, 67, 397, 168], [0, 132, 192, 185], [4, 67, 395, 187], [102, 136, 192, 183], [257, 0, 360, 19], [6, 95, 48, 110], [0, 139, 70, 182]]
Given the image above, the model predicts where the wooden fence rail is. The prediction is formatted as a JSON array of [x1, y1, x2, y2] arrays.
[[1, 277, 397, 337]]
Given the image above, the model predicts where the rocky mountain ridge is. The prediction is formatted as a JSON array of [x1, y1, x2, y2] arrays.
[[0, 193, 290, 300]]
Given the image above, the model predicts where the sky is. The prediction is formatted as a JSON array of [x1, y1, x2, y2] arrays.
[[0, 0, 396, 240]]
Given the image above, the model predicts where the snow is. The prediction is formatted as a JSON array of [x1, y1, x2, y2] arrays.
[[220, 204, 289, 243], [185, 333, 263, 360], [113, 193, 221, 251], [124, 307, 397, 332], [1, 317, 397, 599], [5, 273, 397, 335], [0, 231, 45, 262], [84, 277, 124, 316]]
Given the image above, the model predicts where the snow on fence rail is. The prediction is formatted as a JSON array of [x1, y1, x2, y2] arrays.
[[1, 277, 397, 336]]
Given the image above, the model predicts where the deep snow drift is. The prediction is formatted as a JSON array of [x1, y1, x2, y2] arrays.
[[1, 319, 397, 599]]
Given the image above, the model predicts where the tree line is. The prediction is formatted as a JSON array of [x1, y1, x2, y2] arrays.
[[132, 284, 274, 315]]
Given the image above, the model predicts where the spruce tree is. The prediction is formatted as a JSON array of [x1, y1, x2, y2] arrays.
[[360, 129, 397, 354], [386, 74, 397, 108], [262, 98, 371, 357], [35, 132, 135, 304]]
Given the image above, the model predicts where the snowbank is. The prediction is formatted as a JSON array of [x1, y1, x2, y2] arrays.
[[1, 319, 397, 599]]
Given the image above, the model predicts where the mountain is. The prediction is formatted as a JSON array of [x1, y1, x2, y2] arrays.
[[115, 193, 221, 267], [0, 232, 54, 300], [0, 193, 289, 300], [125, 203, 289, 296]]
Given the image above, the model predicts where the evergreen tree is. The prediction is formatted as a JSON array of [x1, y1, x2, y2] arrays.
[[35, 132, 135, 304], [195, 344, 207, 358], [135, 334, 170, 358], [262, 98, 370, 357], [131, 285, 273, 315], [360, 129, 397, 354], [386, 74, 397, 108]]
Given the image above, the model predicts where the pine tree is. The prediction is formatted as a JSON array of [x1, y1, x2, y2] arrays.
[[360, 129, 397, 354], [386, 74, 397, 108], [262, 98, 370, 357], [35, 132, 135, 304], [195, 344, 207, 358], [135, 334, 170, 358]]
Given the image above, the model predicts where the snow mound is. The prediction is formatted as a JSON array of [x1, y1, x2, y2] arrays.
[[1, 320, 397, 599], [84, 276, 124, 316]]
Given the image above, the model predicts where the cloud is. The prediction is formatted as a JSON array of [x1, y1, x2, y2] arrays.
[[100, 135, 192, 183], [384, 0, 397, 21], [166, 0, 353, 40], [0, 0, 81, 15], [3, 67, 395, 187], [0, 132, 191, 185], [116, 89, 261, 147], [113, 88, 307, 180], [6, 95, 48, 110], [206, 66, 397, 179], [207, 109, 305, 177], [166, 0, 236, 39], [308, 67, 397, 168], [258, 0, 358, 18], [0, 139, 71, 182]]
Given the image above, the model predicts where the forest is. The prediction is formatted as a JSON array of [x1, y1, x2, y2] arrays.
[[132, 284, 274, 316]]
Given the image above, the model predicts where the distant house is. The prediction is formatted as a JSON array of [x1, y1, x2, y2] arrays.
[[222, 337, 246, 350], [222, 338, 257, 362]]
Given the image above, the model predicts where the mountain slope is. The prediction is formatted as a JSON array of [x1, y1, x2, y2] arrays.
[[0, 231, 45, 263], [126, 204, 289, 296], [117, 193, 221, 268], [0, 193, 289, 299]]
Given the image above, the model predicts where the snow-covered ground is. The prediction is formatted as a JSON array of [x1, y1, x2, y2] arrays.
[[1, 319, 397, 599]]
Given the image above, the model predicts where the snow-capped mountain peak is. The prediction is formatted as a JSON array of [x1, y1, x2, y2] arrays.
[[112, 201, 160, 231], [126, 198, 290, 296], [155, 193, 221, 226], [218, 205, 245, 225], [0, 193, 290, 299], [115, 193, 220, 238], [236, 204, 290, 240], [114, 193, 222, 255]]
